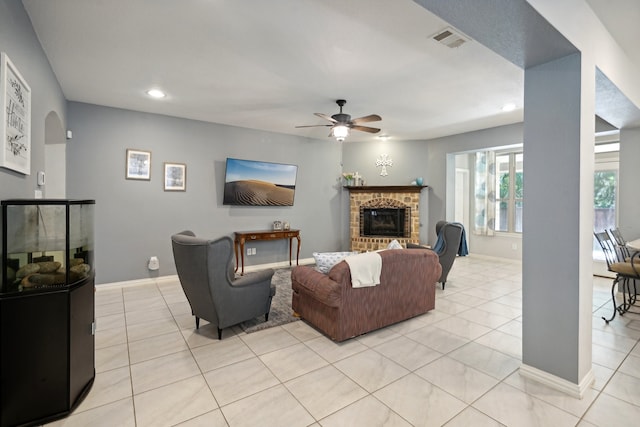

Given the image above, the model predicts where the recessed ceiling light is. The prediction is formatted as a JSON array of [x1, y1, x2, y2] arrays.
[[146, 89, 166, 99], [378, 134, 390, 140], [502, 103, 516, 112]]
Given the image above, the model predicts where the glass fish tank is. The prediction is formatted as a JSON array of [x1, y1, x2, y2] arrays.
[[1, 199, 95, 294]]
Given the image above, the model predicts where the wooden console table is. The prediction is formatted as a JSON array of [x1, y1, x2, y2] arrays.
[[234, 229, 301, 275]]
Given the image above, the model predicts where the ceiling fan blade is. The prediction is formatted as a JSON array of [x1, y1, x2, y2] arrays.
[[295, 124, 332, 128], [351, 114, 382, 124], [352, 125, 381, 134], [314, 112, 338, 123]]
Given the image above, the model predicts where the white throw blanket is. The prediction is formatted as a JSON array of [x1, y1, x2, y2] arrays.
[[344, 251, 382, 288]]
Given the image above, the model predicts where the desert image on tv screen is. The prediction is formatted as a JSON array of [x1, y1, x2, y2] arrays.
[[223, 158, 298, 206]]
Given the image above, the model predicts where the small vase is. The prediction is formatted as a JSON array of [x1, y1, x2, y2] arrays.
[[346, 179, 354, 186]]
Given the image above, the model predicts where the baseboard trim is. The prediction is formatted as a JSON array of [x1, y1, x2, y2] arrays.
[[519, 363, 595, 399], [96, 258, 315, 291], [97, 277, 168, 290], [465, 253, 522, 264], [241, 257, 315, 273]]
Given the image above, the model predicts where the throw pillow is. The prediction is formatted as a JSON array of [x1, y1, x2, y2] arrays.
[[313, 251, 358, 274], [387, 239, 403, 250]]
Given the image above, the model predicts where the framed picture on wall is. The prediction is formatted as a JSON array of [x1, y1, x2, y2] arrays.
[[0, 52, 32, 175], [164, 162, 186, 191], [125, 149, 151, 180]]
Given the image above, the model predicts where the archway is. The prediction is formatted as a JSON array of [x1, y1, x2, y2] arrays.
[[44, 110, 66, 198]]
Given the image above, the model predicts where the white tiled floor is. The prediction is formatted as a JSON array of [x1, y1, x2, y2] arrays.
[[46, 256, 640, 426]]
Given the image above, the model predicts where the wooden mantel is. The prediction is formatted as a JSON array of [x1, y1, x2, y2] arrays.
[[344, 185, 428, 193]]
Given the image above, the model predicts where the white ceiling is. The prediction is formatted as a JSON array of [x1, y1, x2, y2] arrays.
[[586, 0, 640, 69], [21, 0, 638, 142]]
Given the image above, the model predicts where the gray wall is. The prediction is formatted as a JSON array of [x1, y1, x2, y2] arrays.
[[0, 0, 67, 200], [66, 103, 345, 284], [377, 120, 638, 262], [342, 139, 430, 188], [425, 123, 524, 258], [342, 124, 525, 256], [341, 139, 431, 244], [66, 109, 532, 285]]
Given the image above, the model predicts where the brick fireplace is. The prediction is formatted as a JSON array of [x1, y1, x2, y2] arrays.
[[346, 186, 426, 252]]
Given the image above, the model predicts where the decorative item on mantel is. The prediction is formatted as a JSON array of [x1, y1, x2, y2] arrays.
[[376, 153, 393, 176], [342, 172, 354, 186], [353, 172, 365, 186], [342, 172, 366, 187]]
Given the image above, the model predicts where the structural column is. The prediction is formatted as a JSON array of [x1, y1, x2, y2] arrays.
[[521, 53, 595, 397]]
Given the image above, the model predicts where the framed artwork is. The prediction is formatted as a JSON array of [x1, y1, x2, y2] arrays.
[[125, 149, 151, 180], [1, 52, 31, 175], [223, 157, 298, 206], [164, 162, 186, 191]]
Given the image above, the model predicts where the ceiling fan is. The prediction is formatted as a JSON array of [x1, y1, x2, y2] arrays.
[[296, 99, 381, 141]]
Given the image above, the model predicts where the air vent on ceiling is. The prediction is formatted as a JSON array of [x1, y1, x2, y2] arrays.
[[431, 27, 470, 48]]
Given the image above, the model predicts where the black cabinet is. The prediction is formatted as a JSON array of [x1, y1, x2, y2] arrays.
[[1, 200, 95, 427]]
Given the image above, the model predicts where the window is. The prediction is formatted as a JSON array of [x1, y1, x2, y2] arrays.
[[494, 152, 523, 233], [593, 153, 619, 261]]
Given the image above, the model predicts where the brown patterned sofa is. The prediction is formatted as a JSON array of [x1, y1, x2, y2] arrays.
[[291, 249, 442, 341]]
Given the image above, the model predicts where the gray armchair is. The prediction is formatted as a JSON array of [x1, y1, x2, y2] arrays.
[[407, 221, 465, 290], [433, 221, 464, 289], [171, 230, 275, 339]]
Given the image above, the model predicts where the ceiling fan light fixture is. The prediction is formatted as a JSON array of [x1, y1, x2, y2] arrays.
[[295, 99, 381, 140], [332, 124, 350, 141]]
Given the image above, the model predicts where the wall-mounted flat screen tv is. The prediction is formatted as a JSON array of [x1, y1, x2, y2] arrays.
[[223, 158, 298, 206]]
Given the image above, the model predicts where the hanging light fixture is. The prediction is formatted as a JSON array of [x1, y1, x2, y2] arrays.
[[332, 124, 350, 142]]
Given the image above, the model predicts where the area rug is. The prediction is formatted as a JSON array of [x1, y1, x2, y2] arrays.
[[239, 267, 300, 333]]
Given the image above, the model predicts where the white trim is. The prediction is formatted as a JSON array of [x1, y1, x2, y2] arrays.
[[95, 258, 315, 291], [519, 363, 595, 399], [96, 277, 163, 290], [157, 275, 179, 284], [494, 231, 523, 238], [465, 253, 522, 264], [241, 257, 315, 274], [595, 129, 620, 143]]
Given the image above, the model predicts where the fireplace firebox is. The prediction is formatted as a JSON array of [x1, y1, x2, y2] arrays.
[[361, 207, 410, 238]]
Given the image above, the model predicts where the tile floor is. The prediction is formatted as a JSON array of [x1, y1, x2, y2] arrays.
[[46, 256, 640, 426]]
